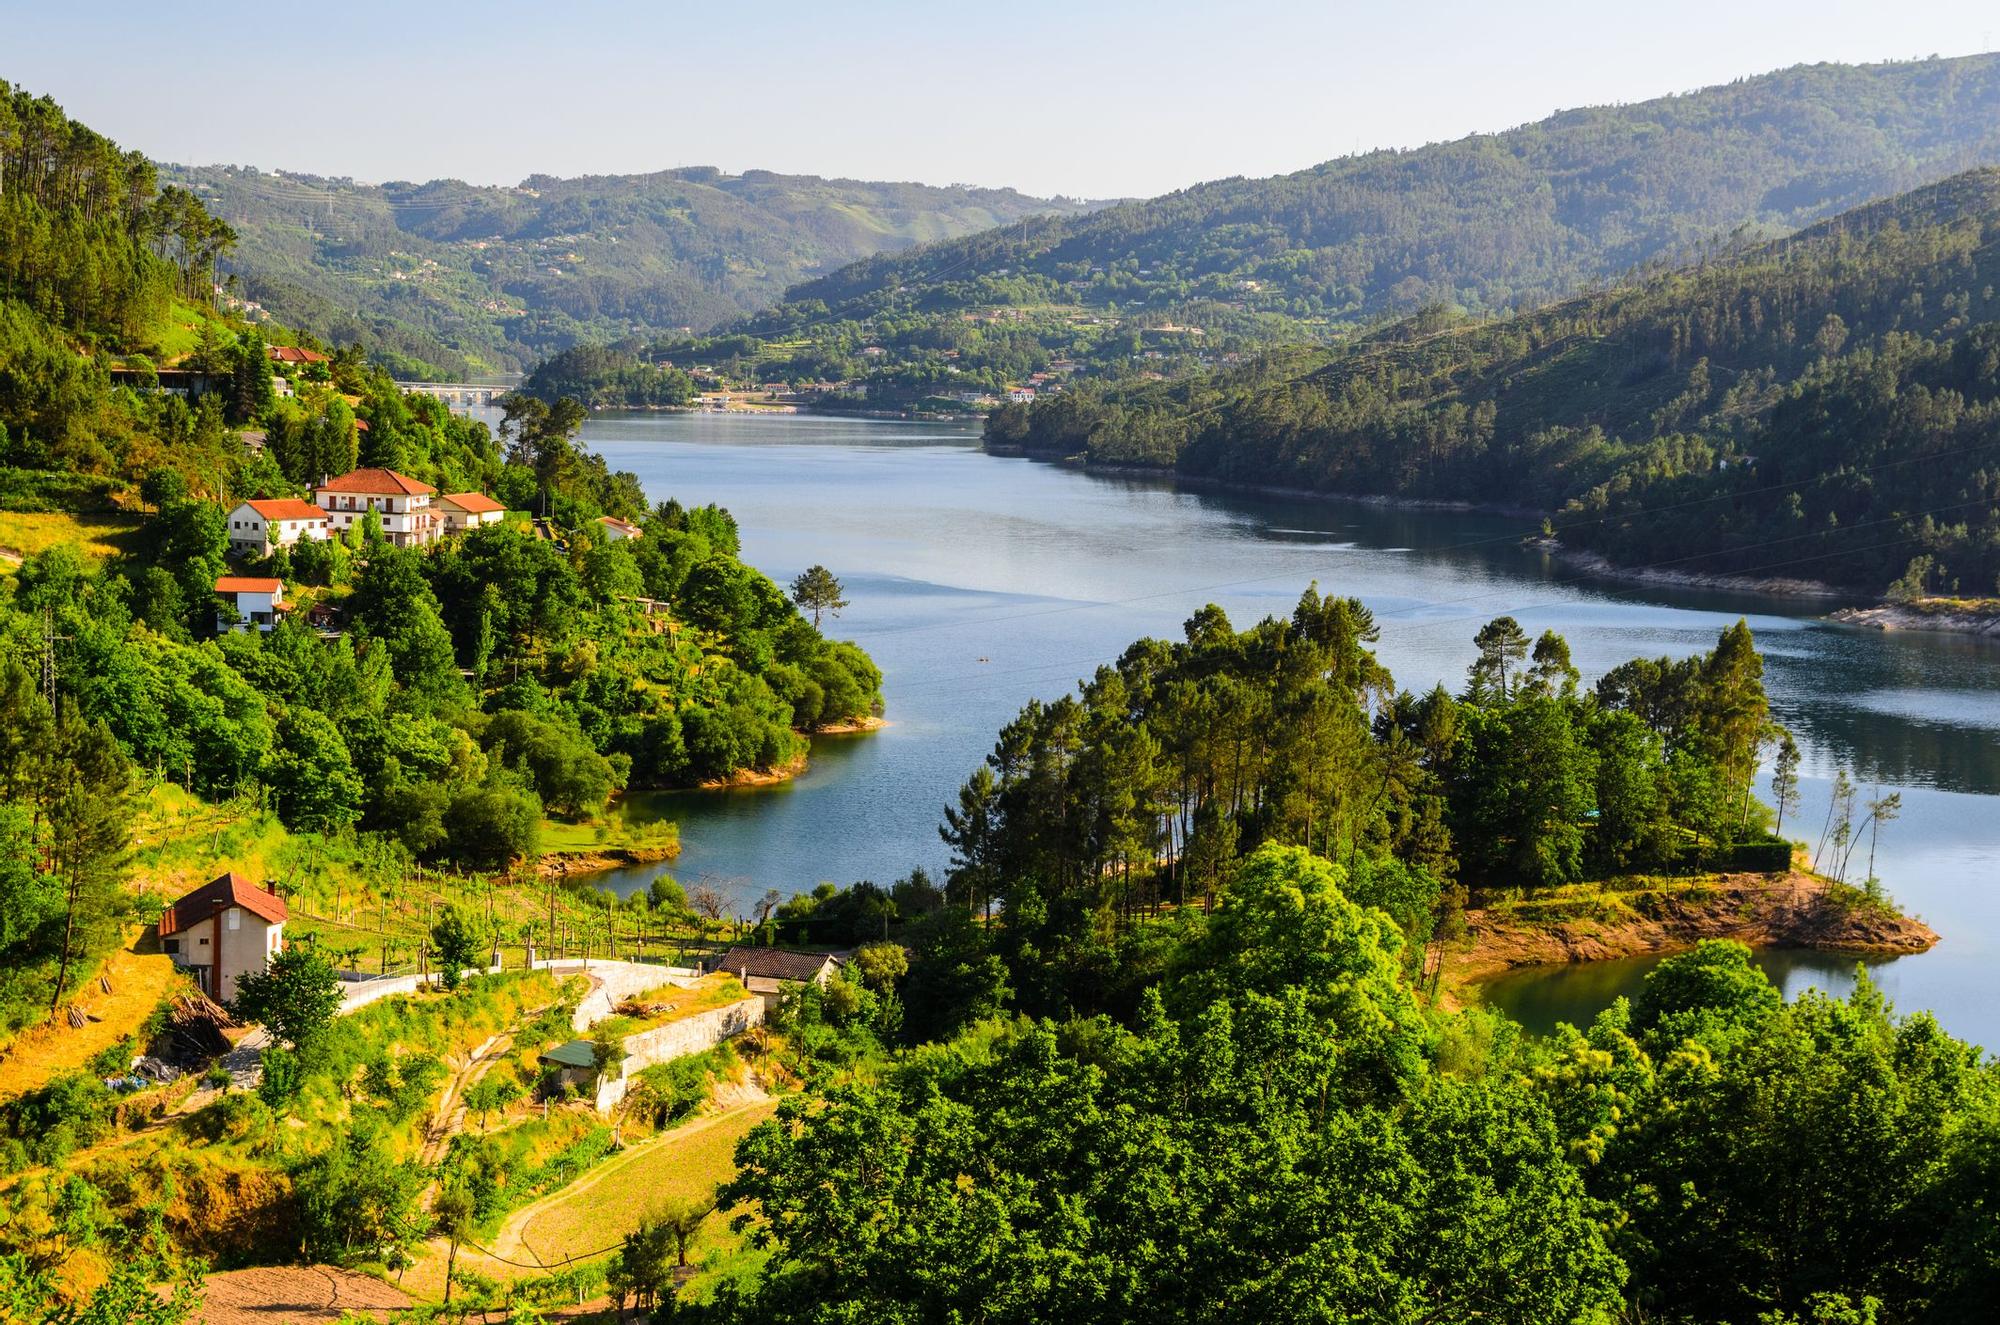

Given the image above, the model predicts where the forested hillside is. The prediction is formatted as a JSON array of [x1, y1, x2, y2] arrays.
[[991, 167, 2000, 596], [164, 162, 1095, 377], [703, 54, 2000, 405], [0, 84, 881, 1045]]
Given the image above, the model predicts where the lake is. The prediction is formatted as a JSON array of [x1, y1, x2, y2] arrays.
[[546, 410, 2000, 1050]]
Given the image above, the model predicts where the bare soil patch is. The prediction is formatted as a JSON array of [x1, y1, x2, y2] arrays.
[[193, 1265, 409, 1324]]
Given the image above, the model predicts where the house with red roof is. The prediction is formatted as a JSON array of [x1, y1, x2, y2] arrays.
[[265, 345, 329, 366], [159, 873, 288, 1002], [226, 498, 330, 555], [436, 491, 507, 533], [214, 576, 288, 634], [313, 467, 441, 547]]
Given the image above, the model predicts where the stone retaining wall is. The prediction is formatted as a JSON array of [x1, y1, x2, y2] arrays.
[[591, 996, 764, 1114]]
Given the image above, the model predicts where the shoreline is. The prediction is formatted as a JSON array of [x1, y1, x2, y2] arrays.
[[691, 714, 890, 790], [1535, 540, 1851, 601], [537, 843, 679, 879], [808, 714, 890, 736], [1827, 602, 2000, 638], [1446, 870, 1937, 986]]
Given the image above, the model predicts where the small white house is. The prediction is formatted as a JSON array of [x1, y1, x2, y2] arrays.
[[159, 872, 288, 1004], [226, 498, 330, 555], [597, 515, 643, 542], [313, 468, 441, 547], [214, 575, 287, 633], [437, 491, 507, 533]]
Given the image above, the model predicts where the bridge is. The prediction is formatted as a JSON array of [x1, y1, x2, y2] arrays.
[[395, 381, 517, 409]]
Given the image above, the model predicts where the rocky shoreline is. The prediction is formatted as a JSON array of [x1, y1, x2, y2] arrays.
[[1447, 871, 1938, 984], [536, 844, 679, 879], [1828, 602, 2000, 637]]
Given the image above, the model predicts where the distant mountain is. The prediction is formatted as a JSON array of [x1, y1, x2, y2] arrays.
[[165, 163, 1098, 377], [990, 167, 2000, 595], [749, 54, 2000, 345]]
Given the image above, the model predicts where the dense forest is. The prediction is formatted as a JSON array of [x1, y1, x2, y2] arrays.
[[990, 166, 2000, 596], [674, 602, 1998, 1323], [164, 162, 1096, 377], [0, 85, 881, 1043]]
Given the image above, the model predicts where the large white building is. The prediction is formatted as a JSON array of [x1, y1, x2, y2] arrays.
[[225, 498, 330, 556], [159, 872, 288, 1003], [213, 576, 288, 633], [313, 467, 441, 547]]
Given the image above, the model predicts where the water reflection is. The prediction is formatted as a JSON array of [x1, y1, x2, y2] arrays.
[[1478, 947, 1927, 1038]]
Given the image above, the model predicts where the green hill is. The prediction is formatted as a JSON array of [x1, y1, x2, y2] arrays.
[[164, 163, 1097, 377], [990, 167, 2000, 596], [714, 55, 2000, 392]]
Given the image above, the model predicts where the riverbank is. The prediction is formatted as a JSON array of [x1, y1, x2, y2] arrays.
[[1539, 541, 1849, 600], [690, 716, 887, 790], [1829, 600, 2000, 637], [809, 714, 890, 736], [1447, 870, 1937, 986], [537, 842, 680, 880]]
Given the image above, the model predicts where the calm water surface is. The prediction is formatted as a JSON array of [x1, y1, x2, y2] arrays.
[[544, 411, 2000, 1049]]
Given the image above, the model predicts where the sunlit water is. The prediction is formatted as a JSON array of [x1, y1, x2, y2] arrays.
[[510, 410, 2000, 1049]]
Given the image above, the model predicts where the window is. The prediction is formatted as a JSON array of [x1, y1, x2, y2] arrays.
[[163, 938, 179, 954], [227, 909, 241, 931], [199, 936, 209, 946]]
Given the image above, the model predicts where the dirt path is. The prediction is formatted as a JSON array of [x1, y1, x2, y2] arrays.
[[420, 1031, 507, 1167]]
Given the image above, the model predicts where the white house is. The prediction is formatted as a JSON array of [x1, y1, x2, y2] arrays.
[[226, 498, 330, 555], [597, 515, 643, 542], [214, 576, 288, 633], [313, 467, 441, 547], [437, 491, 507, 533], [159, 872, 288, 1003]]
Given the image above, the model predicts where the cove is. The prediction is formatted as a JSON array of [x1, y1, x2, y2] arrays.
[[540, 410, 2000, 1050]]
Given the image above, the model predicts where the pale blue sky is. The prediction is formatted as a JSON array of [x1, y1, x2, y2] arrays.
[[4, 0, 1996, 198]]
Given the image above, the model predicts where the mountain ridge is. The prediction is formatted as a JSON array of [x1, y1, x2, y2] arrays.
[[164, 159, 1100, 376]]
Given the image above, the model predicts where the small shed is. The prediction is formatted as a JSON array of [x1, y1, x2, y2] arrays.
[[538, 1039, 598, 1090]]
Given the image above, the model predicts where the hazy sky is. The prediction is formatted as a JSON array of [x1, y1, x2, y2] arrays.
[[7, 0, 1997, 198]]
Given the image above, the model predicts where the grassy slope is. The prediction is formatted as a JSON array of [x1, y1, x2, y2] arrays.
[[0, 943, 183, 1098], [403, 1094, 778, 1300], [0, 511, 144, 569]]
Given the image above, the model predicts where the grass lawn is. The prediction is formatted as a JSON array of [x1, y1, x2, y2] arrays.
[[513, 1098, 774, 1263], [0, 510, 143, 569], [539, 814, 679, 856]]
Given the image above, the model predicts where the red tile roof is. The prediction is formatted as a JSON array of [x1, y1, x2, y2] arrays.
[[214, 576, 284, 595], [160, 872, 288, 935], [245, 499, 327, 522], [598, 515, 642, 535], [440, 492, 505, 514], [315, 467, 435, 497], [266, 345, 329, 364]]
